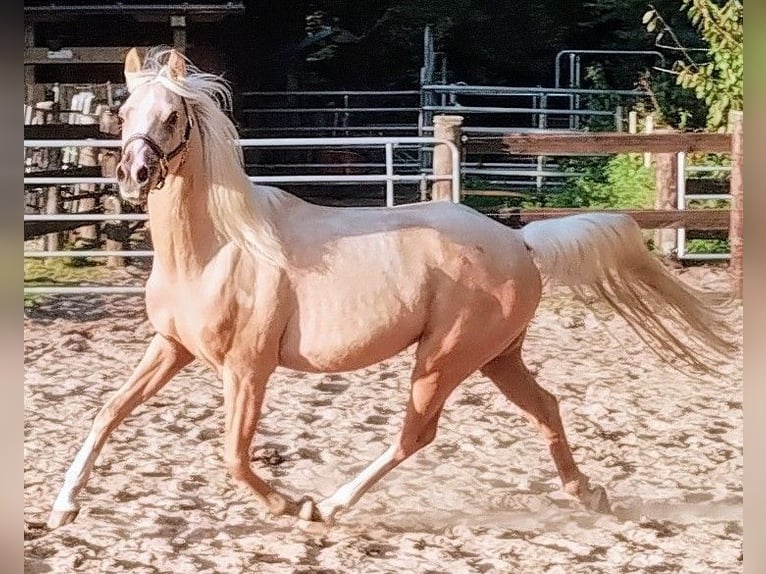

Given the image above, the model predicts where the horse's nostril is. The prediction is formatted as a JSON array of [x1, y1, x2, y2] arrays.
[[116, 166, 126, 182], [136, 166, 149, 183]]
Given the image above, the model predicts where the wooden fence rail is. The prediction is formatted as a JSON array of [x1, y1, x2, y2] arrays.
[[488, 207, 730, 230], [500, 132, 732, 155], [461, 116, 743, 298]]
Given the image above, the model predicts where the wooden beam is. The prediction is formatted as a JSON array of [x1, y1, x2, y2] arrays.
[[463, 138, 512, 155], [24, 47, 146, 65], [728, 111, 744, 298], [24, 3, 245, 22], [463, 190, 528, 198], [25, 23, 36, 104], [500, 132, 732, 155], [25, 166, 103, 179], [25, 124, 119, 140], [488, 208, 731, 230], [24, 216, 100, 241]]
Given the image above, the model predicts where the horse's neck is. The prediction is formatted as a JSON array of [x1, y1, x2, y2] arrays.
[[147, 169, 220, 277]]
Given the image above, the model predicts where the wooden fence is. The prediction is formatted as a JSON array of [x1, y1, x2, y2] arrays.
[[454, 114, 743, 298]]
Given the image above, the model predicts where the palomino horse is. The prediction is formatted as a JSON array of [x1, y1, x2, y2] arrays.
[[47, 48, 736, 529]]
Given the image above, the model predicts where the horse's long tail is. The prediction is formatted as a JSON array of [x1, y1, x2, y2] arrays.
[[520, 212, 738, 374]]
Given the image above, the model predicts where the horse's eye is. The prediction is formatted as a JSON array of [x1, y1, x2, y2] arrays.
[[166, 111, 179, 127]]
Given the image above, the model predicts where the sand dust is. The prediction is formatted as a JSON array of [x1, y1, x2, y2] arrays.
[[24, 265, 742, 573]]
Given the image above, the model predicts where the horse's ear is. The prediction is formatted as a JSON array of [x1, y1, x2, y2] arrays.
[[124, 47, 142, 75], [167, 49, 187, 81], [124, 48, 143, 91]]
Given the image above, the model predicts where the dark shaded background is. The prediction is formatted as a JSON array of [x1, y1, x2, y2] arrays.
[[25, 0, 700, 92]]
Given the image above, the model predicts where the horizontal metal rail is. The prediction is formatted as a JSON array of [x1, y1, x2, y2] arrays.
[[24, 286, 146, 295], [24, 136, 461, 295], [241, 90, 420, 97], [25, 139, 122, 148], [423, 84, 650, 97], [686, 166, 731, 173], [247, 162, 423, 170], [25, 250, 154, 258], [242, 107, 421, 114], [25, 214, 148, 221], [463, 168, 577, 178], [25, 174, 453, 186], [242, 125, 419, 133], [423, 105, 616, 116], [684, 194, 731, 201]]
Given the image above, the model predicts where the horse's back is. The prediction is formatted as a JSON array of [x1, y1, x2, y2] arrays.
[[275, 196, 542, 373]]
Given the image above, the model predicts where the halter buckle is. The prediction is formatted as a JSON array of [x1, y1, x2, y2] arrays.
[[156, 156, 169, 189]]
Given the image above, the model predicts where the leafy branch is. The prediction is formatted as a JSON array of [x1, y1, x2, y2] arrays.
[[643, 0, 742, 131]]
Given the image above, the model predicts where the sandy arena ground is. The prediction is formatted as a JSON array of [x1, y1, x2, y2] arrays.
[[24, 265, 742, 574]]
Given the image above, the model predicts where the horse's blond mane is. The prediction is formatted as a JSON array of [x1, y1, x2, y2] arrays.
[[130, 47, 289, 268]]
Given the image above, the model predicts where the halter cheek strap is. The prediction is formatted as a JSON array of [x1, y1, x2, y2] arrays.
[[121, 97, 193, 189]]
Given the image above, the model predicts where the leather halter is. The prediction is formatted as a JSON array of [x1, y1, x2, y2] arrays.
[[121, 97, 193, 189]]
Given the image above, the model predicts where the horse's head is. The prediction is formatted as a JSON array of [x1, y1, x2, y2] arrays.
[[116, 48, 194, 205]]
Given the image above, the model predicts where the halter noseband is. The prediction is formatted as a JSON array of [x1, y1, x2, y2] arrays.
[[121, 97, 193, 189]]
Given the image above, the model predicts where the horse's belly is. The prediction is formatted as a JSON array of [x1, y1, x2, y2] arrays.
[[278, 296, 425, 373]]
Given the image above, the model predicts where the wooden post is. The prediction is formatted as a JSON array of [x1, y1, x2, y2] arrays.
[[100, 151, 125, 268], [653, 129, 677, 256], [628, 111, 638, 163], [77, 146, 99, 243], [25, 23, 35, 104], [45, 186, 60, 254], [171, 15, 187, 53], [431, 115, 462, 201], [729, 110, 743, 299]]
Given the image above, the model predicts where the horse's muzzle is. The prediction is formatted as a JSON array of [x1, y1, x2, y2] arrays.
[[116, 153, 159, 205]]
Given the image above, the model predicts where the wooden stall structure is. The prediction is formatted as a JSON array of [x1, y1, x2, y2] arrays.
[[24, 2, 245, 265]]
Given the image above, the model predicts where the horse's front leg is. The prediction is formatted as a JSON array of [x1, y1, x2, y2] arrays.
[[220, 361, 298, 518], [48, 333, 194, 529]]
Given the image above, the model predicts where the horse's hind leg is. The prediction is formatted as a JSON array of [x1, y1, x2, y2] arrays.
[[300, 331, 487, 524], [480, 349, 611, 513], [47, 333, 193, 529]]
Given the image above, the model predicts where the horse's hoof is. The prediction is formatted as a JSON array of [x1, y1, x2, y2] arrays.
[[266, 493, 295, 517], [582, 484, 611, 514], [296, 517, 331, 535], [47, 508, 79, 529], [298, 498, 323, 522]]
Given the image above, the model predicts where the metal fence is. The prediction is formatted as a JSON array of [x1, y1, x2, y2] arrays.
[[675, 151, 732, 261], [24, 136, 460, 294], [237, 84, 651, 193]]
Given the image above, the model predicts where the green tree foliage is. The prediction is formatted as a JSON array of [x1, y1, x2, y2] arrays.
[[548, 154, 655, 209], [290, 1, 590, 87], [643, 0, 743, 131]]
